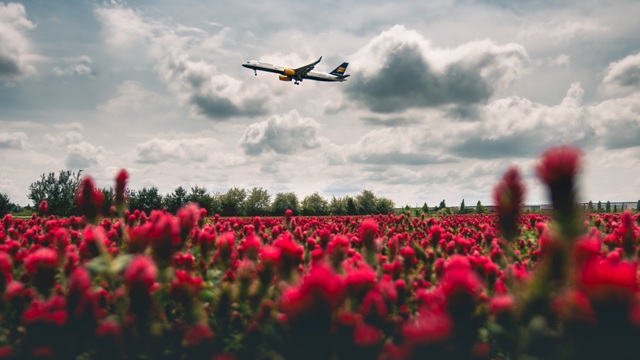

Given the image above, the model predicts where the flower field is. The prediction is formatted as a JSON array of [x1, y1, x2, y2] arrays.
[[1, 146, 639, 359]]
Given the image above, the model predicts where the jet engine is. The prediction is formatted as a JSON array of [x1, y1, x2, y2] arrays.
[[279, 75, 292, 81], [283, 68, 296, 76]]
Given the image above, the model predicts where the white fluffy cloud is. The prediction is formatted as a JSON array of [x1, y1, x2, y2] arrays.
[[134, 137, 216, 164], [0, 2, 36, 81], [601, 52, 640, 97], [65, 142, 104, 168], [240, 110, 321, 155], [0, 131, 27, 149]]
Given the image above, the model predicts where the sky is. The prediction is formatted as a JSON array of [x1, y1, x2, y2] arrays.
[[1, 0, 640, 208]]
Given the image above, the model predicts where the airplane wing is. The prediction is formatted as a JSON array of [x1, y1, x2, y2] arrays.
[[294, 56, 322, 77]]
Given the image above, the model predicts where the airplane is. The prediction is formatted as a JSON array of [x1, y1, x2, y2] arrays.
[[242, 56, 349, 85]]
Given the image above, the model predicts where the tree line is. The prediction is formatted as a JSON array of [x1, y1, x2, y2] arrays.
[[0, 170, 396, 217]]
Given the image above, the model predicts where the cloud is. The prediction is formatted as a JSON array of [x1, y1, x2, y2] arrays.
[[134, 137, 215, 164], [0, 2, 36, 81], [96, 5, 268, 120], [65, 142, 104, 168], [448, 83, 594, 158], [520, 19, 609, 42], [51, 55, 93, 77], [346, 127, 451, 166], [157, 54, 270, 120], [98, 80, 167, 113], [240, 110, 321, 155], [345, 25, 528, 114], [588, 92, 640, 150], [44, 131, 83, 147], [0, 131, 27, 149], [601, 52, 640, 97]]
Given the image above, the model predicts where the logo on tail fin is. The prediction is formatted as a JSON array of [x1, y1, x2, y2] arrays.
[[330, 62, 349, 76]]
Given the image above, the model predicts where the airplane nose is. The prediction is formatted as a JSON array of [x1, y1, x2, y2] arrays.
[[242, 63, 251, 68]]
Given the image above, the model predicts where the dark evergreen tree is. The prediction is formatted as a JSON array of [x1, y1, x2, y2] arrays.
[[0, 192, 16, 216], [163, 186, 189, 214], [128, 187, 163, 214], [186, 186, 221, 215], [421, 202, 430, 214]]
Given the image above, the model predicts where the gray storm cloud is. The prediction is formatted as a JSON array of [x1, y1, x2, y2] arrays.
[[345, 25, 528, 114], [240, 111, 321, 155]]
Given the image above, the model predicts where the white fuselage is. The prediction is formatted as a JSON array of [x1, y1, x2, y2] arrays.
[[242, 61, 347, 82]]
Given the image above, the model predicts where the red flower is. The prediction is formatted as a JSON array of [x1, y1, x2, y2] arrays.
[[24, 248, 58, 295], [124, 255, 157, 293], [75, 176, 104, 223], [489, 295, 515, 316], [145, 211, 181, 266], [177, 203, 200, 242], [114, 169, 128, 210], [280, 263, 345, 322], [0, 251, 11, 289], [535, 146, 582, 185], [493, 166, 525, 241], [535, 146, 582, 217], [359, 219, 379, 249], [183, 322, 214, 347], [353, 321, 382, 347], [38, 200, 48, 217], [402, 309, 453, 345], [23, 295, 67, 326], [578, 259, 638, 305]]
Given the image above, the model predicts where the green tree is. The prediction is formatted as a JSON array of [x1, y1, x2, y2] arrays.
[[271, 192, 299, 216], [101, 187, 114, 216], [329, 196, 347, 215], [637, 200, 640, 212], [375, 197, 395, 214], [460, 199, 465, 213], [421, 202, 430, 214], [245, 187, 271, 216], [186, 186, 221, 215], [163, 186, 189, 214], [0, 192, 16, 216], [356, 190, 377, 215], [475, 200, 486, 214], [345, 196, 358, 215], [613, 204, 618, 213], [301, 192, 329, 216], [438, 199, 447, 210], [28, 170, 82, 216], [606, 201, 611, 213], [588, 201, 594, 211], [128, 187, 163, 214], [220, 187, 247, 217], [597, 201, 603, 212]]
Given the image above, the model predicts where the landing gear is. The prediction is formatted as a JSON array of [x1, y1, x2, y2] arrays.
[[254, 70, 257, 76], [294, 81, 300, 85]]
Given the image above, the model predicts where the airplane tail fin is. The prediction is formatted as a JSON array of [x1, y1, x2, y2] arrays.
[[330, 62, 349, 76]]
